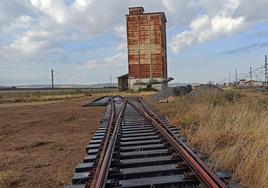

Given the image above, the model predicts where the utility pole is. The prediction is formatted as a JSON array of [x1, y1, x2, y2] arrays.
[[109, 75, 112, 87], [51, 69, 54, 88], [250, 66, 252, 80], [235, 68, 238, 85], [265, 55, 268, 85], [228, 72, 231, 85]]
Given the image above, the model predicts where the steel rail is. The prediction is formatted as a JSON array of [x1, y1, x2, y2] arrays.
[[127, 98, 226, 188], [88, 97, 115, 188], [137, 98, 227, 188], [94, 98, 127, 188], [90, 96, 110, 104], [91, 96, 108, 102]]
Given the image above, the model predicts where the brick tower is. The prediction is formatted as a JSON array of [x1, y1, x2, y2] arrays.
[[126, 7, 167, 90]]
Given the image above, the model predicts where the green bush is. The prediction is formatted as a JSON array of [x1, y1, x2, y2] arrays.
[[224, 90, 242, 103], [138, 87, 157, 92]]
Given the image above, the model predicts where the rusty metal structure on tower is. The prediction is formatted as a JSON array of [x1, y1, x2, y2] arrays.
[[126, 7, 168, 90]]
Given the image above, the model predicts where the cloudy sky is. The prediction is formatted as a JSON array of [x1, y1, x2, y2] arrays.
[[0, 0, 268, 86]]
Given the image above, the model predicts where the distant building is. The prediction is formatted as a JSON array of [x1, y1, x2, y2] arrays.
[[239, 79, 262, 86], [118, 7, 169, 91], [117, 74, 128, 91]]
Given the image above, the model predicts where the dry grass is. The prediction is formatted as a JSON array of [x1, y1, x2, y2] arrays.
[[14, 141, 53, 151], [0, 89, 93, 104], [0, 89, 155, 104], [152, 89, 268, 188], [0, 170, 22, 187]]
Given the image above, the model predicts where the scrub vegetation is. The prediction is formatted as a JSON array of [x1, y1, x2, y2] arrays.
[[0, 89, 92, 104], [152, 89, 268, 188]]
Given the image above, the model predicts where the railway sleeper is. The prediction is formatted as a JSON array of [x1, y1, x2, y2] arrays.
[[87, 148, 100, 155], [72, 172, 91, 184], [122, 129, 154, 134], [91, 135, 104, 141], [85, 143, 101, 150], [118, 149, 170, 159], [122, 122, 148, 126], [120, 135, 159, 142], [95, 130, 106, 134], [121, 123, 148, 127], [120, 143, 166, 152], [106, 174, 199, 188], [121, 127, 152, 132], [120, 139, 163, 146], [75, 162, 93, 173], [89, 139, 102, 144], [83, 154, 97, 163], [94, 132, 106, 137], [108, 164, 190, 180], [121, 132, 156, 138], [111, 156, 180, 168]]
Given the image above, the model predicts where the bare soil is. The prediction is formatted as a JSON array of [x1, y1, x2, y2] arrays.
[[0, 97, 105, 188]]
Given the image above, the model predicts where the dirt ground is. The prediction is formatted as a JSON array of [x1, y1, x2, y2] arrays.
[[0, 97, 105, 188]]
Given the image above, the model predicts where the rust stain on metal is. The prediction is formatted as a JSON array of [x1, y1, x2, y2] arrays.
[[126, 7, 167, 79]]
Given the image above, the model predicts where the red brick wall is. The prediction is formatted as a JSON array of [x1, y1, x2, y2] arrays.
[[126, 9, 167, 79]]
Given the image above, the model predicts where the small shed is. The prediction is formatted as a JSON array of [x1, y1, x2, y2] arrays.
[[244, 80, 261, 86], [117, 74, 129, 91]]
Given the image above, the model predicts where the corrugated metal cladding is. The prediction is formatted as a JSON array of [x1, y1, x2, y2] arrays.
[[126, 7, 167, 79]]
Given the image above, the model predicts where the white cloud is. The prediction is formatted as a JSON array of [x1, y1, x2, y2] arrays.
[[162, 0, 176, 14], [81, 52, 127, 70], [10, 30, 51, 53], [114, 25, 126, 38], [114, 25, 127, 51], [0, 15, 34, 38], [171, 0, 246, 52], [73, 0, 93, 11], [190, 15, 210, 32], [31, 0, 67, 24], [82, 60, 99, 69], [0, 0, 29, 25], [221, 0, 240, 16], [211, 16, 244, 34], [161, 0, 200, 26], [105, 52, 126, 66]]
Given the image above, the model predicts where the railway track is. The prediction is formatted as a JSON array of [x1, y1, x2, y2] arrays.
[[65, 96, 230, 188]]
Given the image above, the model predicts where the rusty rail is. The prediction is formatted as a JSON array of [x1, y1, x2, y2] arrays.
[[88, 97, 115, 187], [127, 98, 226, 188], [92, 98, 127, 188]]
